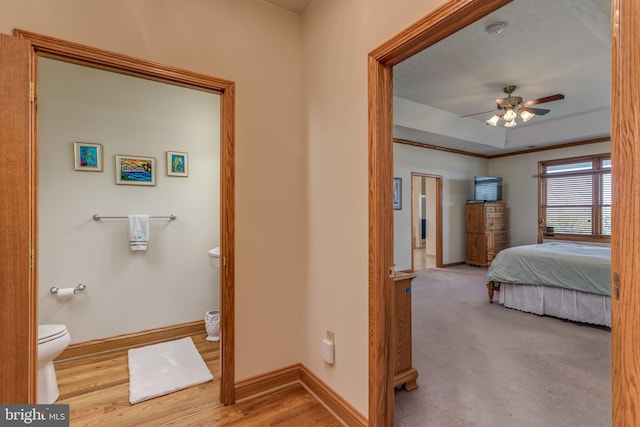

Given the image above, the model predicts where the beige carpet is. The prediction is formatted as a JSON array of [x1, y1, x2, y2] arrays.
[[395, 265, 611, 427]]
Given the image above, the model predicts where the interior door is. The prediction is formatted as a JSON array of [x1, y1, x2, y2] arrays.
[[0, 32, 36, 403]]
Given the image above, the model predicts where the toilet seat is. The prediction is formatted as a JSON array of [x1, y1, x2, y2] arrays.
[[38, 324, 68, 345]]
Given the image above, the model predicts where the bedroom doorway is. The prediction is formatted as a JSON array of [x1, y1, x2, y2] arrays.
[[368, 0, 638, 425], [411, 173, 442, 270]]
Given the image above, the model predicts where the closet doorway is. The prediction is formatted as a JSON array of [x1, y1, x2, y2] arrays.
[[411, 173, 442, 270]]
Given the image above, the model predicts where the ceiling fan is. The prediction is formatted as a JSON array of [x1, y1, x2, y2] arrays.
[[461, 85, 565, 128]]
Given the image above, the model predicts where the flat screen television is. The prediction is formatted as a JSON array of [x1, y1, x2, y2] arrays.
[[474, 176, 502, 201]]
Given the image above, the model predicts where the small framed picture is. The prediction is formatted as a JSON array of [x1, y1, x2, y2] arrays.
[[74, 142, 103, 171], [115, 154, 156, 186], [393, 178, 402, 210], [166, 151, 189, 177]]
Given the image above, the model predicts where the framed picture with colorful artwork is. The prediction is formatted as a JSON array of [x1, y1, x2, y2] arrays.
[[115, 154, 156, 186], [74, 142, 103, 172], [166, 150, 189, 177]]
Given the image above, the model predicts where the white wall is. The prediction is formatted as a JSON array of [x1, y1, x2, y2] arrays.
[[301, 0, 449, 414], [37, 58, 220, 343], [393, 143, 488, 270], [0, 0, 305, 383], [393, 142, 612, 269], [489, 141, 611, 246]]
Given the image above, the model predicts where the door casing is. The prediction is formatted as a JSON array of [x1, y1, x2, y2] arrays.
[[369, 0, 639, 425], [1, 29, 236, 405], [410, 172, 442, 270]]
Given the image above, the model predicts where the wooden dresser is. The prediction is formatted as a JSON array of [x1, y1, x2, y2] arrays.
[[465, 201, 506, 267], [392, 272, 418, 391]]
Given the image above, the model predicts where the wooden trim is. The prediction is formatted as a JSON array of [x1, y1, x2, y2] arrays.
[[298, 365, 368, 427], [395, 136, 611, 160], [488, 137, 611, 159], [395, 138, 488, 159], [56, 321, 205, 362], [234, 365, 301, 401], [220, 79, 236, 405], [368, 54, 395, 427], [235, 364, 367, 427], [611, 0, 640, 424], [11, 30, 236, 405], [368, 1, 512, 424], [14, 30, 232, 92], [435, 177, 443, 267], [369, 0, 512, 67], [0, 33, 35, 404]]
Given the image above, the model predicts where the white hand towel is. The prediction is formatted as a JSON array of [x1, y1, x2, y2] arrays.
[[128, 215, 150, 251]]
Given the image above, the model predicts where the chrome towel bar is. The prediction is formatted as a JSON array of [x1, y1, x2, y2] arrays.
[[50, 283, 87, 294], [92, 214, 176, 221]]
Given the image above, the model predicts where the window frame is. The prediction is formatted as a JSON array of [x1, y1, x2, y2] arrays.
[[538, 153, 611, 243]]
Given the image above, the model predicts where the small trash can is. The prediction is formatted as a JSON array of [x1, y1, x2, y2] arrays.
[[205, 310, 220, 342]]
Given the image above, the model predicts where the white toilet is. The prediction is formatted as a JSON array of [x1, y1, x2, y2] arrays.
[[38, 324, 71, 404]]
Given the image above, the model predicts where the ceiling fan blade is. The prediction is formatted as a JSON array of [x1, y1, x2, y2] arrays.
[[459, 109, 499, 118], [524, 94, 565, 106], [524, 107, 550, 115]]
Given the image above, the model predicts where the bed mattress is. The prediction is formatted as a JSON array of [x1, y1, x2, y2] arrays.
[[487, 242, 611, 296]]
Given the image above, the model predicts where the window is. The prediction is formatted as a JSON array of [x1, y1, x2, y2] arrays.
[[538, 154, 611, 242]]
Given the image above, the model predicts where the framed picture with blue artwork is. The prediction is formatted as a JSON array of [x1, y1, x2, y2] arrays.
[[167, 150, 189, 177], [74, 142, 103, 172]]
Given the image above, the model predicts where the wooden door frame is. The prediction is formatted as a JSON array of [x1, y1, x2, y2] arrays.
[[13, 30, 236, 405], [0, 33, 34, 403], [410, 172, 442, 270], [369, 0, 638, 425]]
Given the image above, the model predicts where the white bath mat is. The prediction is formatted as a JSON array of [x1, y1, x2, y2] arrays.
[[128, 337, 213, 404]]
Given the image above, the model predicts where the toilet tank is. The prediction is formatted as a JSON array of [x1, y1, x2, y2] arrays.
[[209, 247, 221, 269]]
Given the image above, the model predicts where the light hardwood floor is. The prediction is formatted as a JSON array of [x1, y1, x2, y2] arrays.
[[56, 334, 342, 426], [413, 247, 436, 270]]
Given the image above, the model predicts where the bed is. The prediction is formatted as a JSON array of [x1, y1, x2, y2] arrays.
[[486, 242, 611, 326]]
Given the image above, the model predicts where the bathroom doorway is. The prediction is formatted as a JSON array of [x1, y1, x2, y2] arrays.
[[37, 56, 222, 351], [0, 30, 236, 404], [411, 173, 442, 270]]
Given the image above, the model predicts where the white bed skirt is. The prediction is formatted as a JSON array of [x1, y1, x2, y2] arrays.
[[498, 283, 611, 327]]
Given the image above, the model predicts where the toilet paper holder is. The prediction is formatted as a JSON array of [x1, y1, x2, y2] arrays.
[[50, 284, 87, 294]]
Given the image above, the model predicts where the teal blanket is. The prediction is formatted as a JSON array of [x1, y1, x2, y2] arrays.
[[487, 242, 611, 296]]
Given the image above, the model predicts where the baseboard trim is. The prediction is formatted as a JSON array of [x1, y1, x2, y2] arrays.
[[234, 364, 301, 401], [298, 365, 367, 427], [235, 364, 367, 427], [57, 320, 205, 362], [442, 261, 466, 268]]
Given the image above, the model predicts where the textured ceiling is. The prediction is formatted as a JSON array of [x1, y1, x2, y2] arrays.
[[393, 0, 611, 155], [261, 0, 612, 156]]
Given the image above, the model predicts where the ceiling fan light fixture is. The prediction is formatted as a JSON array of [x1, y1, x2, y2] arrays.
[[504, 120, 517, 128], [503, 108, 517, 121], [520, 110, 535, 122], [486, 114, 500, 126]]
